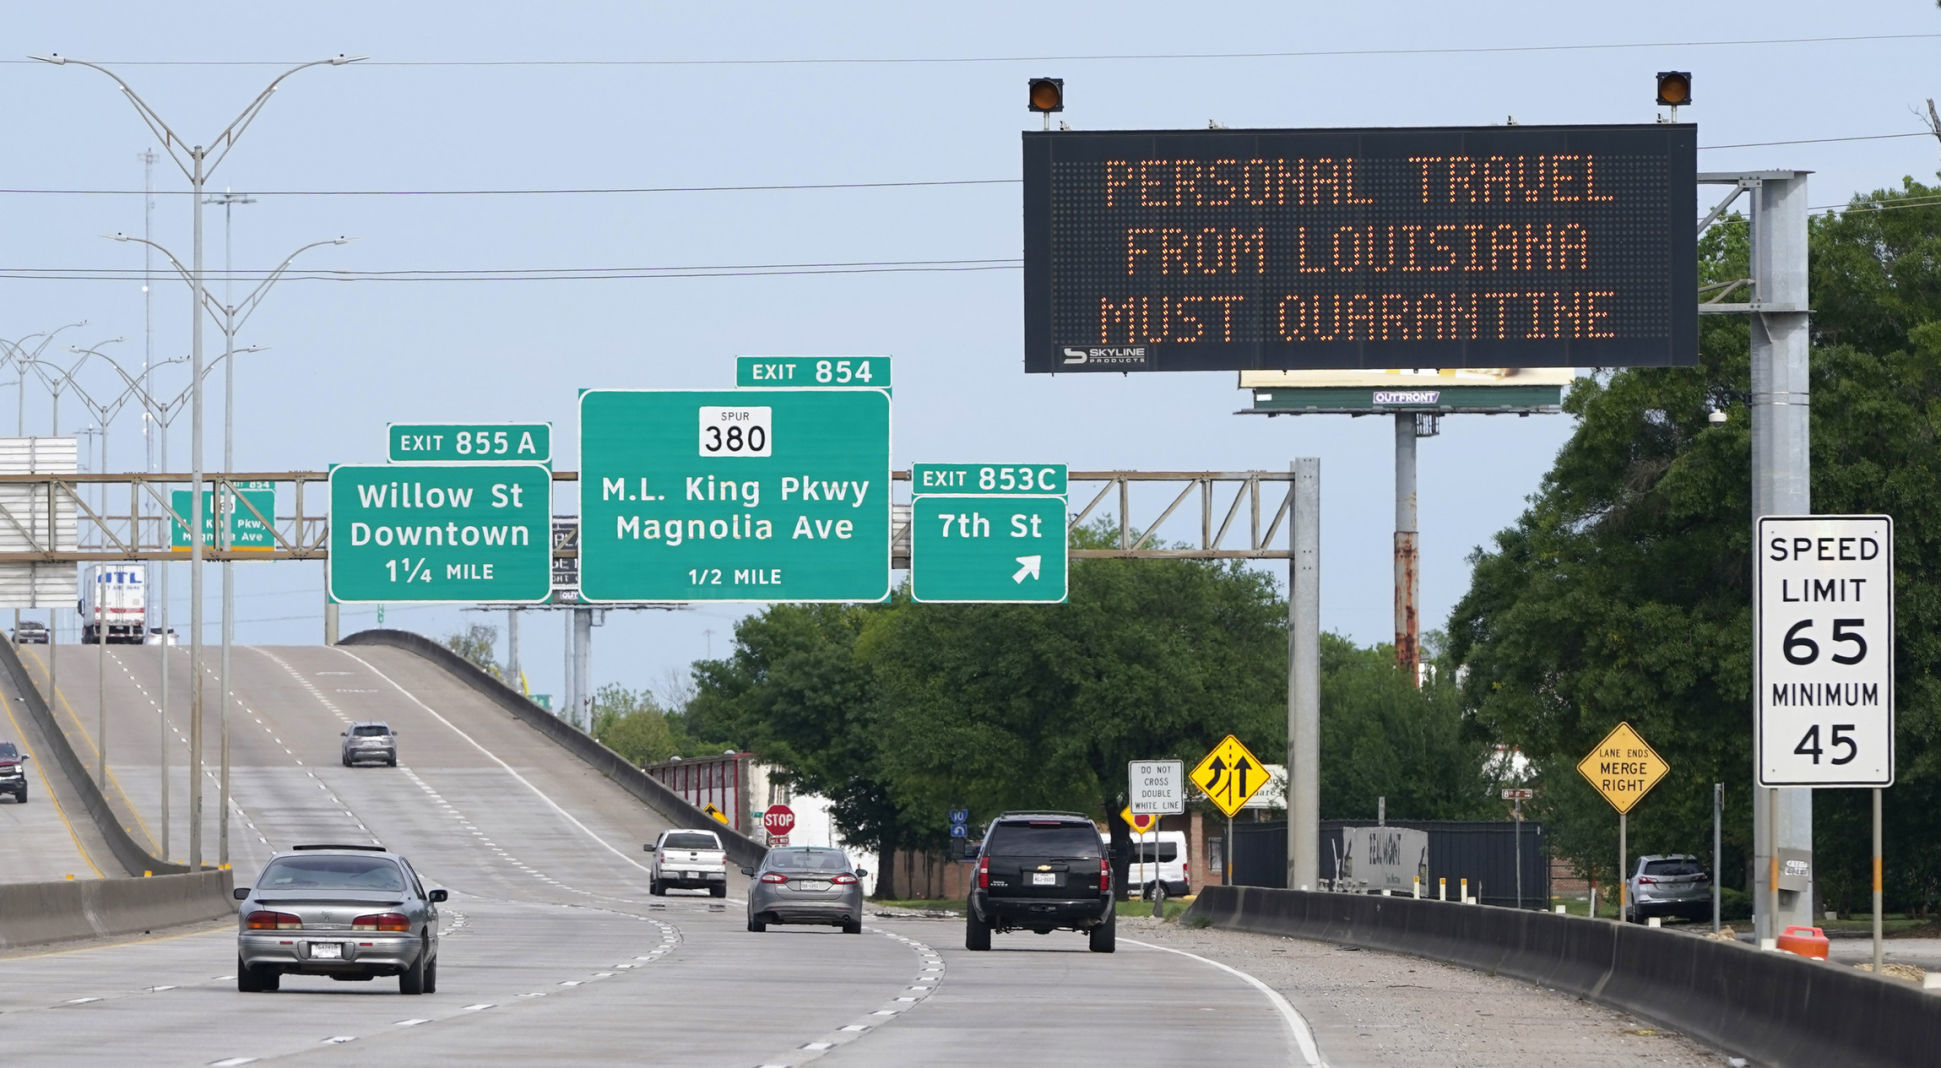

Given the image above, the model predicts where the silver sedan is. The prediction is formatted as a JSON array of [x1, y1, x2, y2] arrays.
[[234, 844, 446, 994], [744, 847, 867, 934]]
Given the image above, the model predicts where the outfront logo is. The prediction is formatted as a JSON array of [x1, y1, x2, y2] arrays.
[[1060, 346, 1149, 367]]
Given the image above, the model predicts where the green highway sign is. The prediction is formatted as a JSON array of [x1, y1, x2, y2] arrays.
[[736, 356, 890, 392], [578, 388, 891, 602], [910, 494, 1068, 604], [328, 463, 552, 603], [387, 422, 552, 464], [912, 463, 1066, 496], [171, 482, 276, 551]]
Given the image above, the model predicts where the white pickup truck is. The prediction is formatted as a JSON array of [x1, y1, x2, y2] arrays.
[[645, 828, 728, 897]]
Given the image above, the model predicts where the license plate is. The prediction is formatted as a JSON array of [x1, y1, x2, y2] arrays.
[[796, 880, 830, 891], [1032, 872, 1057, 886], [311, 942, 343, 960]]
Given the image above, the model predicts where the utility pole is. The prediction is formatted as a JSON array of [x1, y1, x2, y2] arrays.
[[206, 188, 252, 870], [141, 145, 169, 861]]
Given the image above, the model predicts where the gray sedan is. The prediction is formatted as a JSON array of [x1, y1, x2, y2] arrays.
[[234, 844, 446, 994], [744, 847, 867, 934]]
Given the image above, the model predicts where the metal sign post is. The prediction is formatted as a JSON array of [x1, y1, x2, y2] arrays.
[[1575, 723, 1669, 922]]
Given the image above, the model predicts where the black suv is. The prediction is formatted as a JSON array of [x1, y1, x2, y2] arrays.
[[966, 812, 1114, 953]]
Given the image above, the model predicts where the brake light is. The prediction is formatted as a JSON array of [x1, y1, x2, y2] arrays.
[[351, 912, 411, 932], [245, 910, 301, 930], [831, 873, 858, 885], [760, 872, 789, 884], [977, 857, 989, 890], [1099, 857, 1110, 892], [1637, 877, 1657, 885]]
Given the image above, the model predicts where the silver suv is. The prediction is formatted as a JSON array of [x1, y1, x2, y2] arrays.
[[340, 722, 398, 767], [1625, 853, 1711, 922]]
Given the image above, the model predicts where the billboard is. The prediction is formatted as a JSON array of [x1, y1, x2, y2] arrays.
[[1024, 124, 1697, 373]]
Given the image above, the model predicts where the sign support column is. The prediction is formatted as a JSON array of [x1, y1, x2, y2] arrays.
[[1750, 171, 1813, 940], [1288, 458, 1320, 892]]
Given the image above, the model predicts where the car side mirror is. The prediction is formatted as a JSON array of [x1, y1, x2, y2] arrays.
[[232, 887, 250, 900], [740, 866, 755, 877], [854, 867, 869, 879], [428, 889, 449, 903], [340, 731, 347, 737], [643, 844, 653, 853]]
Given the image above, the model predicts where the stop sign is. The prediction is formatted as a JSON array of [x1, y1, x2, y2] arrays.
[[763, 804, 796, 837]]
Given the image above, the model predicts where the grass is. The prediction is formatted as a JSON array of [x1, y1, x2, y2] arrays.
[[1817, 915, 1941, 938]]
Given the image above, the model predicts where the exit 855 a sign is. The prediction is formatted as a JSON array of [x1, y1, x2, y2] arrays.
[[1756, 515, 1894, 787]]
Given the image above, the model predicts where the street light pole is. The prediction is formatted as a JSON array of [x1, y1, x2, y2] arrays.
[[209, 187, 251, 870], [38, 51, 366, 867]]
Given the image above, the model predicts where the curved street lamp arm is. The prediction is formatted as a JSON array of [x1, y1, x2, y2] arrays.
[[230, 237, 352, 334], [30, 56, 196, 182]]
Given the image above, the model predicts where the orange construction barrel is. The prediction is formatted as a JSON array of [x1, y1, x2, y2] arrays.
[[1776, 925, 1830, 960]]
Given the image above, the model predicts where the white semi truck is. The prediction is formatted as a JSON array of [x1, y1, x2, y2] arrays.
[[80, 563, 147, 645]]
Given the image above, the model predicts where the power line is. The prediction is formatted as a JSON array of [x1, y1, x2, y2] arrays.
[[3, 32, 1935, 68], [0, 258, 1025, 283], [0, 131, 1926, 200]]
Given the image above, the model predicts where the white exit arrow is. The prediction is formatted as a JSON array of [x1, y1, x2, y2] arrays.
[[1012, 555, 1042, 583]]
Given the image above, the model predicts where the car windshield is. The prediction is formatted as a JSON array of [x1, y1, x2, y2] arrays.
[[663, 832, 720, 851], [258, 855, 407, 892], [351, 725, 391, 737], [987, 822, 1103, 859], [1643, 859, 1704, 877], [1131, 842, 1179, 863], [766, 849, 850, 873], [0, 743, 17, 759]]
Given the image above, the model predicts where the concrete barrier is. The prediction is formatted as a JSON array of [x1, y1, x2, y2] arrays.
[[0, 638, 187, 877], [1186, 885, 1941, 1068], [338, 628, 768, 870], [0, 869, 235, 951]]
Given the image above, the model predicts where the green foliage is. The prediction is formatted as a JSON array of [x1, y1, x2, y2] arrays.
[[590, 683, 677, 766], [444, 624, 501, 679], [1319, 632, 1501, 821], [1448, 179, 1941, 908]]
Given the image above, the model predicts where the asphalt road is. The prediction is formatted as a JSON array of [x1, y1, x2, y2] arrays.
[[1, 644, 1307, 1065], [0, 643, 113, 882]]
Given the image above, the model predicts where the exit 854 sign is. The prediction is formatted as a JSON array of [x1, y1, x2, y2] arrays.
[[1756, 516, 1894, 788]]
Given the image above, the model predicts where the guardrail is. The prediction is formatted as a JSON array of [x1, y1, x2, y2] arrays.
[[0, 869, 234, 950], [337, 628, 768, 870], [0, 638, 187, 877], [1185, 884, 1941, 1068]]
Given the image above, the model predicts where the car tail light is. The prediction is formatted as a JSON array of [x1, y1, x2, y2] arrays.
[[245, 910, 301, 930], [351, 912, 411, 932], [831, 873, 858, 885], [977, 857, 989, 890], [1637, 876, 1657, 885], [760, 872, 789, 884], [1099, 858, 1110, 892]]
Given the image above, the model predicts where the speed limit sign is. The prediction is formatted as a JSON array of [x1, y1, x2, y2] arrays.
[[1757, 515, 1893, 787]]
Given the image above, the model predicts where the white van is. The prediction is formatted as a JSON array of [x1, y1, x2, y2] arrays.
[[1103, 830, 1189, 898]]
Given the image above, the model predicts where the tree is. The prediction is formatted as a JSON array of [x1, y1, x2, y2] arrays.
[[1318, 632, 1500, 822], [1447, 178, 1941, 908], [864, 526, 1287, 897], [591, 683, 677, 766], [685, 601, 913, 898], [444, 624, 501, 679]]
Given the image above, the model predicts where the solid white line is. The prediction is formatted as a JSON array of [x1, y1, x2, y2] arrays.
[[1124, 937, 1324, 1067], [333, 648, 659, 879]]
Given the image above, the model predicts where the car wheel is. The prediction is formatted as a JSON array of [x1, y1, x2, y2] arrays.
[[748, 917, 766, 932], [650, 878, 664, 896], [341, 755, 351, 767], [387, 758, 398, 767], [710, 883, 726, 899], [965, 909, 991, 951], [1089, 910, 1117, 953], [16, 787, 25, 804], [399, 940, 429, 994], [423, 955, 437, 994], [842, 918, 862, 935], [237, 955, 261, 993]]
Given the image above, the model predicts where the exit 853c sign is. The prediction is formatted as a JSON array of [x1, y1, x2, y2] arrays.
[[1756, 515, 1894, 788]]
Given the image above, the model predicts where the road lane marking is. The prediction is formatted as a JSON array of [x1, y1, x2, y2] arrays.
[[0, 674, 106, 879], [1124, 937, 1323, 1067]]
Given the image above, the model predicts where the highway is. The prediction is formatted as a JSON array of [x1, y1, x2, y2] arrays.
[[0, 643, 1308, 1066]]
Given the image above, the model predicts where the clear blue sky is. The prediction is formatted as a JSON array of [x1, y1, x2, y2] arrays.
[[4, 2, 1937, 704]]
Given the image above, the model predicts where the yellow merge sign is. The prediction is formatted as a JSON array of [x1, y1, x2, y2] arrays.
[[703, 802, 731, 826], [1191, 734, 1268, 817], [1575, 722, 1668, 814]]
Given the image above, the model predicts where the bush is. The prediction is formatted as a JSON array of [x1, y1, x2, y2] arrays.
[[1718, 886, 1753, 921]]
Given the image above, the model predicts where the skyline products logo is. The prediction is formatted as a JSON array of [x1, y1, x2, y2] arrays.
[[1372, 390, 1441, 405], [1061, 345, 1149, 368]]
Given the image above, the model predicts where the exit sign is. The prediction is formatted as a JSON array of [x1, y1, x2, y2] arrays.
[[910, 462, 1068, 604], [736, 356, 890, 390], [388, 422, 552, 465], [328, 463, 552, 603]]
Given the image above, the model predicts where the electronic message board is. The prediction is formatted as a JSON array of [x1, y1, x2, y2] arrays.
[[1023, 124, 1696, 373]]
